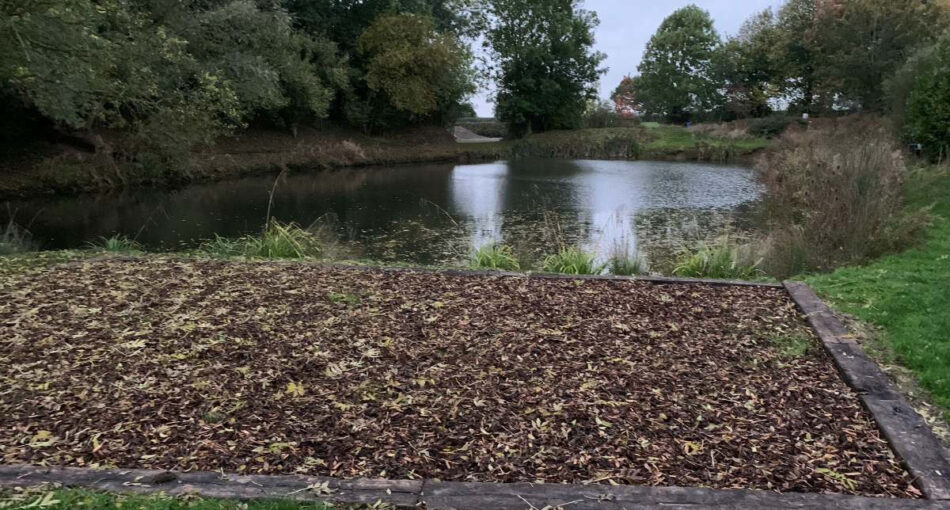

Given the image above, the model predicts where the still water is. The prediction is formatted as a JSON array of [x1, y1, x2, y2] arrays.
[[3, 159, 763, 268]]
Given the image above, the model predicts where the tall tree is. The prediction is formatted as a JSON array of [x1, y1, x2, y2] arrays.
[[487, 0, 605, 137], [813, 0, 946, 111], [359, 13, 474, 117], [635, 5, 721, 123], [772, 0, 821, 113], [712, 9, 780, 119]]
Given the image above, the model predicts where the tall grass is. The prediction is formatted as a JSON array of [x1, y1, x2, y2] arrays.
[[757, 118, 927, 277], [200, 221, 324, 259], [606, 243, 648, 276], [673, 238, 761, 280], [470, 243, 520, 271], [542, 246, 605, 275], [1, 218, 35, 254]]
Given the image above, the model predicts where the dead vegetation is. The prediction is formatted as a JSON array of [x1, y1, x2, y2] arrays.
[[0, 258, 916, 497]]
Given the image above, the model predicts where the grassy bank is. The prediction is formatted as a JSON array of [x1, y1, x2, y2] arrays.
[[1, 489, 336, 510], [0, 125, 767, 199], [805, 166, 950, 416]]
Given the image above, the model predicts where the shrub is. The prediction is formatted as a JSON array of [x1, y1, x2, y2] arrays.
[[542, 246, 604, 275], [673, 238, 760, 280], [93, 235, 141, 253], [582, 100, 637, 129], [470, 243, 520, 271], [757, 118, 927, 277], [746, 115, 792, 139]]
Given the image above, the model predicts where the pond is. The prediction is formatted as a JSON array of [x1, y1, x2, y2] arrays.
[[2, 159, 764, 269]]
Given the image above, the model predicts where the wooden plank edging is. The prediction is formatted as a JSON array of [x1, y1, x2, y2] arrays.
[[1, 465, 945, 509], [784, 282, 950, 500]]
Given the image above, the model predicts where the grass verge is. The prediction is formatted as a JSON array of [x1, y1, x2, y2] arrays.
[[806, 166, 950, 416], [0, 489, 336, 510]]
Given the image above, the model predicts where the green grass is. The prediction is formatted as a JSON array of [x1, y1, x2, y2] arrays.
[[672, 239, 761, 280], [541, 246, 604, 275], [0, 489, 340, 510], [607, 252, 648, 276], [92, 234, 141, 253], [470, 243, 520, 271], [770, 334, 813, 359], [805, 166, 950, 416], [641, 125, 769, 157], [200, 222, 323, 259]]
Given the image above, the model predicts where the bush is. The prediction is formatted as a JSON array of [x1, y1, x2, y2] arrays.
[[542, 246, 604, 275], [673, 238, 761, 280], [757, 118, 927, 277], [582, 100, 637, 129], [747, 115, 792, 139], [470, 244, 520, 271]]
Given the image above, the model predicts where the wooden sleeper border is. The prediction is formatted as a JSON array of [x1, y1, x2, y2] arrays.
[[2, 270, 949, 508]]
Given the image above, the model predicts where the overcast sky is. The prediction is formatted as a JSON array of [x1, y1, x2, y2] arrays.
[[472, 0, 785, 117]]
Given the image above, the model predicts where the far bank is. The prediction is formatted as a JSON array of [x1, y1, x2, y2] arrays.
[[0, 124, 768, 200]]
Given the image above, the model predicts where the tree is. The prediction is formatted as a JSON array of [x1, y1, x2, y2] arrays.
[[487, 0, 605, 137], [611, 76, 640, 118], [0, 0, 244, 155], [712, 9, 779, 119], [281, 0, 483, 131], [812, 0, 946, 111], [893, 34, 950, 161], [771, 0, 821, 113], [359, 13, 474, 117], [635, 5, 721, 123]]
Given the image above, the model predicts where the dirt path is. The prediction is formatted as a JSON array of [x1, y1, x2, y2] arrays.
[[453, 126, 503, 143]]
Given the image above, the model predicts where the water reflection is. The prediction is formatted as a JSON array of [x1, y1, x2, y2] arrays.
[[2, 159, 763, 267]]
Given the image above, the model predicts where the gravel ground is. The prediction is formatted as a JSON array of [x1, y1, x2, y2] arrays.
[[0, 258, 918, 498]]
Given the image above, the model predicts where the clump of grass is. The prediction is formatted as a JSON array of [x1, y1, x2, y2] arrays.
[[606, 243, 648, 276], [92, 234, 141, 253], [1, 218, 35, 255], [470, 243, 520, 271], [328, 292, 362, 306], [542, 246, 604, 275], [608, 254, 648, 276], [673, 238, 760, 280], [770, 334, 813, 359], [200, 221, 323, 259]]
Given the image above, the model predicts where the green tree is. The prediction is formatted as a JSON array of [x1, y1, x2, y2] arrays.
[[712, 9, 779, 119], [487, 0, 605, 137], [359, 13, 474, 117], [894, 34, 950, 161], [0, 0, 243, 155], [813, 0, 946, 111], [772, 0, 821, 113], [636, 5, 721, 123]]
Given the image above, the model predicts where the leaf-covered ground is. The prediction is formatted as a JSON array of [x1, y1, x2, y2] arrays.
[[0, 258, 916, 497]]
